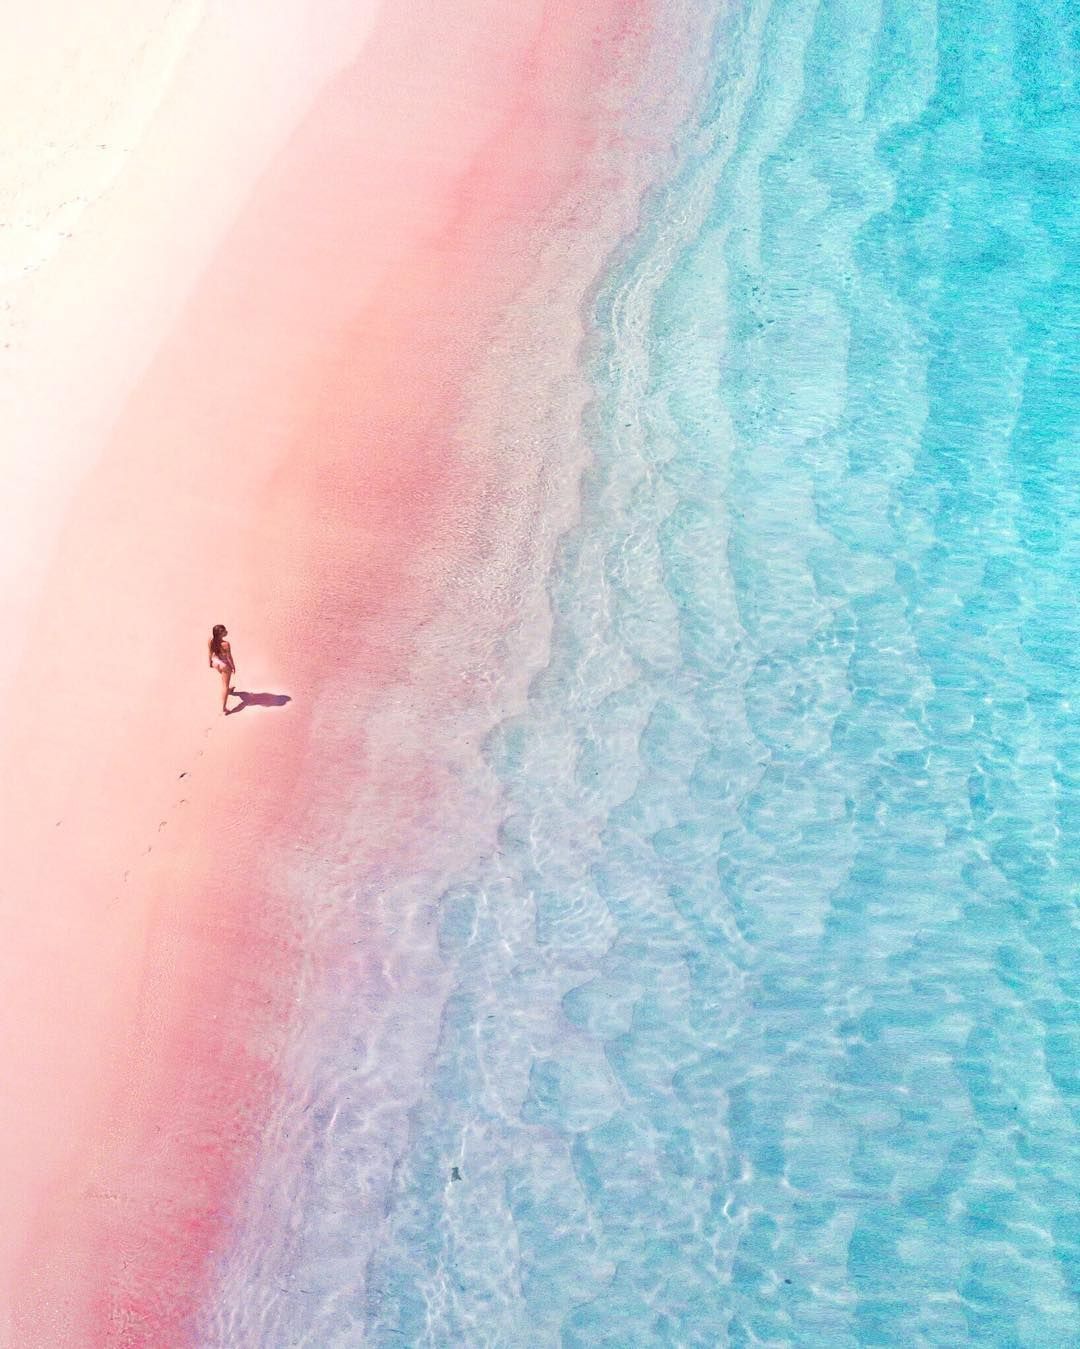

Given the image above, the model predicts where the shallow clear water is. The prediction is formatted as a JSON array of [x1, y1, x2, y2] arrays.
[[213, 0, 1079, 1342], [362, 0, 1079, 1342]]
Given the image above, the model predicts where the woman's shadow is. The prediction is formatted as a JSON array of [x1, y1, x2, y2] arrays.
[[227, 690, 291, 715]]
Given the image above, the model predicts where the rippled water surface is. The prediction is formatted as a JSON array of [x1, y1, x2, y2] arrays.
[[364, 0, 1078, 1342], [216, 0, 1079, 1342]]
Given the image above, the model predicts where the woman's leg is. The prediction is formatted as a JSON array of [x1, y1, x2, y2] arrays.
[[220, 665, 231, 713]]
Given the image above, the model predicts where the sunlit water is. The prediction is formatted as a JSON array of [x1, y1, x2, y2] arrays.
[[208, 0, 1078, 1343]]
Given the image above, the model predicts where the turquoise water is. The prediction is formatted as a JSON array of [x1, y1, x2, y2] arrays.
[[363, 0, 1079, 1342], [211, 0, 1078, 1342]]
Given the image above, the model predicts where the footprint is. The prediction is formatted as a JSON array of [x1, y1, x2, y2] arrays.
[[179, 772, 188, 780], [158, 820, 168, 831]]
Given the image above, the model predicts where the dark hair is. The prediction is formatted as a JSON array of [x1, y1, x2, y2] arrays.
[[211, 624, 228, 656]]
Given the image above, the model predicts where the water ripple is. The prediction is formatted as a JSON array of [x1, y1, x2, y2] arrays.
[[286, 0, 1079, 1341]]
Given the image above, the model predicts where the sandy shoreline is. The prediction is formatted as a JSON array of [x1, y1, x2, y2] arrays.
[[0, 0, 701, 1341]]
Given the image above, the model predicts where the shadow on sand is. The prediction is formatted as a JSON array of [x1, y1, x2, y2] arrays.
[[227, 690, 291, 715]]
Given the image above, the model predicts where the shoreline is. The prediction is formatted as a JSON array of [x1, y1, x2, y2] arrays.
[[201, 1, 711, 1336], [0, 1, 705, 1342]]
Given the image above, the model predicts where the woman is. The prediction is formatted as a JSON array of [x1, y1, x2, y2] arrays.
[[208, 623, 237, 714]]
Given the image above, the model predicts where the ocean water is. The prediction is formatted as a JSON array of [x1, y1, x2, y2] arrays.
[[210, 0, 1078, 1343], [361, 0, 1078, 1342]]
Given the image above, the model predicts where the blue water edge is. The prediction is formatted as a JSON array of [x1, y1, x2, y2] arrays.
[[222, 0, 1079, 1342]]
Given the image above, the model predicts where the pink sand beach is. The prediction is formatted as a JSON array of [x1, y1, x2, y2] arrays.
[[0, 1, 695, 1341]]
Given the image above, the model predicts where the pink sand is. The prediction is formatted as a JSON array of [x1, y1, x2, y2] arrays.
[[0, 0, 693, 1342]]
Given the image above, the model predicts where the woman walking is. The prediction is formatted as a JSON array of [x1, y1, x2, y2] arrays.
[[208, 623, 236, 714]]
